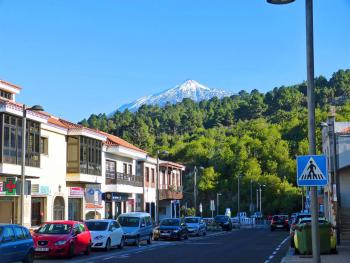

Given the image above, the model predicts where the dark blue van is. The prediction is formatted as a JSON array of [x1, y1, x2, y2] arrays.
[[0, 224, 34, 263]]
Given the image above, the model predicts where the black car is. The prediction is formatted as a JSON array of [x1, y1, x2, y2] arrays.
[[158, 218, 189, 240], [214, 215, 232, 231], [270, 215, 289, 231], [0, 224, 34, 263]]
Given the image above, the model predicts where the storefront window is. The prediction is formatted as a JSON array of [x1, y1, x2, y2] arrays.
[[53, 196, 65, 220], [68, 198, 82, 221]]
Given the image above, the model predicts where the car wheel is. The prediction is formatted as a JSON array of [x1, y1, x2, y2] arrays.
[[184, 233, 188, 240], [294, 248, 300, 255], [271, 228, 275, 232], [68, 243, 75, 259], [84, 244, 91, 255], [203, 231, 207, 236], [147, 235, 152, 245], [22, 250, 34, 263], [105, 238, 112, 251], [118, 236, 125, 249]]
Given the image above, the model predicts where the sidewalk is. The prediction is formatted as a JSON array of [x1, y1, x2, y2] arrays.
[[281, 241, 350, 263]]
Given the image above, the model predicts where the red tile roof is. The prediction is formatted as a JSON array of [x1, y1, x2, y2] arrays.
[[341, 127, 350, 133], [99, 131, 147, 153], [0, 80, 21, 90]]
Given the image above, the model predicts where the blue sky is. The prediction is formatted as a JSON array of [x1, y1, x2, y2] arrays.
[[0, 0, 349, 122]]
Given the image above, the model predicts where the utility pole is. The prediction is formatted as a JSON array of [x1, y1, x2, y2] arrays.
[[250, 180, 253, 215], [237, 175, 241, 225], [194, 166, 197, 216], [256, 188, 259, 212]]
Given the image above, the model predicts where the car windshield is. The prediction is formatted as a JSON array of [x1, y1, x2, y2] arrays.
[[160, 219, 180, 226], [185, 218, 199, 223], [295, 215, 311, 224], [38, 223, 72, 234], [215, 215, 228, 221], [118, 217, 140, 227], [86, 221, 109, 231], [273, 215, 287, 220], [299, 218, 328, 224]]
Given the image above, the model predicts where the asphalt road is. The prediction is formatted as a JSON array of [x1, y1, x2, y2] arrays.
[[34, 228, 290, 263]]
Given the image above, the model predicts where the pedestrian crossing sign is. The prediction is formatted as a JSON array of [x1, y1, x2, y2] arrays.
[[297, 155, 328, 186]]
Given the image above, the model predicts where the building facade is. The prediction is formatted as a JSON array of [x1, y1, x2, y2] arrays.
[[322, 113, 350, 242], [0, 79, 185, 228]]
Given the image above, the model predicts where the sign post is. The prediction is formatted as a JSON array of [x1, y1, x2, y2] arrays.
[[199, 203, 203, 218], [297, 155, 328, 262], [210, 200, 215, 218]]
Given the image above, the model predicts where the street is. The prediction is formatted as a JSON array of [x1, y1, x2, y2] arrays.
[[35, 228, 290, 263]]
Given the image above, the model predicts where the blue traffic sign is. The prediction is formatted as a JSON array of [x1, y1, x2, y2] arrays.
[[297, 155, 328, 186]]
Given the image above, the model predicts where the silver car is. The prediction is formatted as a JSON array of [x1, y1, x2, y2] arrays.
[[185, 217, 207, 236]]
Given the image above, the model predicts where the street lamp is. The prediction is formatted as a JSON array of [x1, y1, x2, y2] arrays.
[[193, 166, 204, 216], [20, 104, 44, 226], [237, 174, 244, 225], [156, 150, 169, 224], [267, 0, 320, 262], [216, 193, 222, 216], [258, 184, 266, 214]]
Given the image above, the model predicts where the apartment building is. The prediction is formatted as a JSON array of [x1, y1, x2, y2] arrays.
[[0, 79, 185, 227]]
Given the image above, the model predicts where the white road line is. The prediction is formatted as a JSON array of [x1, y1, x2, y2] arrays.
[[102, 256, 116, 261], [269, 255, 274, 260], [264, 261, 270, 263], [263, 235, 290, 263]]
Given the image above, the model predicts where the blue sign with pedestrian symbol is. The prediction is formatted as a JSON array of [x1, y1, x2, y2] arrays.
[[297, 155, 328, 186]]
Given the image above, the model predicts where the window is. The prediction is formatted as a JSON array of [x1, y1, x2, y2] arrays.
[[123, 163, 127, 174], [145, 167, 150, 182], [0, 89, 12, 100], [13, 226, 25, 240], [1, 226, 15, 242], [1, 114, 40, 167], [67, 136, 101, 176], [151, 168, 155, 183], [128, 164, 132, 175], [40, 137, 48, 155], [106, 160, 116, 184]]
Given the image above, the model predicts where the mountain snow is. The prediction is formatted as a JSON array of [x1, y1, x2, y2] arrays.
[[117, 80, 235, 112]]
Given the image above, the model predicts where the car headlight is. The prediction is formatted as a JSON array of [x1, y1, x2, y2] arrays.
[[94, 235, 106, 240], [55, 240, 67, 246], [173, 230, 180, 233]]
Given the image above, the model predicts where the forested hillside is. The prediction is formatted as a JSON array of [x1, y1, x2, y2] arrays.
[[80, 69, 350, 216]]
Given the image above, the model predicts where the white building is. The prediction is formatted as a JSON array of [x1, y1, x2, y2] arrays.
[[322, 113, 350, 242], [0, 79, 186, 227]]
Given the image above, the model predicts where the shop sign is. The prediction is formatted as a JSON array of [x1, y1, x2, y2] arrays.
[[40, 186, 50, 195], [4, 178, 17, 196], [102, 192, 129, 202], [70, 187, 84, 197], [85, 185, 102, 205]]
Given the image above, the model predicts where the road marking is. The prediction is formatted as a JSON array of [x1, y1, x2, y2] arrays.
[[264, 235, 289, 263], [103, 256, 116, 261]]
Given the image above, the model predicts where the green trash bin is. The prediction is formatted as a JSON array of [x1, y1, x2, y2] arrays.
[[319, 223, 331, 254], [296, 222, 332, 255], [297, 223, 312, 255]]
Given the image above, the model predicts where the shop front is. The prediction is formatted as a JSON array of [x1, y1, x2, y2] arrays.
[[102, 192, 129, 219], [0, 177, 20, 224], [68, 187, 84, 221], [30, 184, 50, 227], [85, 184, 103, 220]]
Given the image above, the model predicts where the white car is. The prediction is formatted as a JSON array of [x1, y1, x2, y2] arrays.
[[86, 219, 125, 251]]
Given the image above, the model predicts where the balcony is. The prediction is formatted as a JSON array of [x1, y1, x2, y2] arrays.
[[159, 185, 183, 200], [106, 172, 143, 187]]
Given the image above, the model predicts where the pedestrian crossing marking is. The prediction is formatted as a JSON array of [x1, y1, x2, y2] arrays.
[[299, 157, 326, 180]]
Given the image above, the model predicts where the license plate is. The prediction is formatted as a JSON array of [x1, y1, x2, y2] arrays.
[[277, 225, 283, 228], [161, 233, 170, 236], [35, 247, 49, 252]]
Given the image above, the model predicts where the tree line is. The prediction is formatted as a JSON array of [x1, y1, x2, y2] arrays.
[[80, 69, 350, 216]]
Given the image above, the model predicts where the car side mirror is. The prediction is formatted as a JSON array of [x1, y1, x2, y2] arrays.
[[141, 224, 145, 228]]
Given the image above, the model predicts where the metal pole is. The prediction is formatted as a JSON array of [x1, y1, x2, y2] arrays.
[[156, 151, 160, 224], [216, 193, 219, 216], [194, 166, 197, 216], [20, 105, 27, 226], [259, 185, 262, 214], [256, 188, 259, 212], [302, 187, 304, 211], [306, 0, 320, 261], [250, 180, 253, 215], [238, 175, 240, 225]]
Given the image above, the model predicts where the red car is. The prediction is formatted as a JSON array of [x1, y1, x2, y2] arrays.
[[32, 221, 91, 258]]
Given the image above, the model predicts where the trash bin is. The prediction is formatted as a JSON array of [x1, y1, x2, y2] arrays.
[[297, 223, 312, 255], [296, 222, 332, 255], [319, 223, 331, 254]]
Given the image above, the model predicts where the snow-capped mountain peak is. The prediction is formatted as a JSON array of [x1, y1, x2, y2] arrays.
[[116, 80, 235, 112]]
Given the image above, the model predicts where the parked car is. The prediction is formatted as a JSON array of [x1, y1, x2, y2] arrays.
[[214, 215, 232, 231], [157, 218, 189, 240], [0, 224, 34, 263], [117, 212, 153, 246], [85, 219, 124, 251], [270, 215, 289, 231], [289, 213, 311, 247], [293, 218, 336, 254], [32, 221, 91, 258], [185, 217, 207, 236]]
